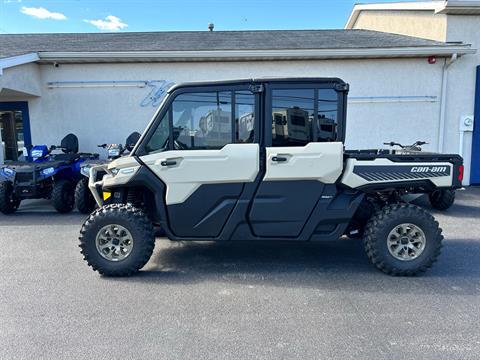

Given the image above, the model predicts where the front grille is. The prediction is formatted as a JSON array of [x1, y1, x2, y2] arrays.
[[15, 172, 34, 183]]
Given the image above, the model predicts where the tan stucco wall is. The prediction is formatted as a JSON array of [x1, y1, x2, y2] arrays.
[[354, 10, 447, 41]]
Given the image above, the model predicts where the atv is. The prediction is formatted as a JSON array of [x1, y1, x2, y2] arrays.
[[0, 134, 98, 214], [75, 132, 141, 214], [78, 78, 463, 277], [383, 141, 457, 211]]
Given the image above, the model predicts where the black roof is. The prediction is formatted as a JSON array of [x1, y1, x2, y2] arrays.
[[168, 77, 347, 92], [0, 29, 455, 59]]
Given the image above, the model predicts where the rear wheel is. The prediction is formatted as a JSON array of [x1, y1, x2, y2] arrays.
[[75, 178, 96, 214], [429, 189, 455, 211], [79, 204, 155, 276], [0, 181, 20, 214], [363, 203, 443, 276], [52, 179, 75, 213]]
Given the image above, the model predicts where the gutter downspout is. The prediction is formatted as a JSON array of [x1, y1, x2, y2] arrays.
[[438, 53, 458, 152]]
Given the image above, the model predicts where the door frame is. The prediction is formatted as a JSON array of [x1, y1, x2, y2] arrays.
[[471, 66, 480, 185], [0, 101, 32, 153]]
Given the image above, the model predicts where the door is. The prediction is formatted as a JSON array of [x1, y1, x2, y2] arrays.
[[471, 66, 480, 185], [140, 86, 261, 237], [0, 102, 32, 162], [248, 85, 344, 237]]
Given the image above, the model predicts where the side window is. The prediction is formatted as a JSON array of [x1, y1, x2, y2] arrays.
[[145, 111, 169, 154], [172, 92, 232, 150], [235, 91, 255, 143], [317, 89, 338, 142], [271, 89, 314, 147]]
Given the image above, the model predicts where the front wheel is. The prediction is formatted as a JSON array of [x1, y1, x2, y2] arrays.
[[75, 178, 96, 214], [363, 203, 443, 276], [0, 181, 20, 214], [79, 204, 155, 276], [52, 179, 75, 213], [429, 189, 455, 211]]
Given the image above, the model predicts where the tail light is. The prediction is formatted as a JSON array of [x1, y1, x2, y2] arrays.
[[458, 165, 464, 182]]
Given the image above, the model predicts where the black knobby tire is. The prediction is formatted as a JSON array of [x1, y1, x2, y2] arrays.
[[52, 179, 75, 213], [79, 204, 155, 276], [0, 181, 20, 214], [429, 189, 455, 211], [75, 178, 96, 214], [363, 203, 443, 276]]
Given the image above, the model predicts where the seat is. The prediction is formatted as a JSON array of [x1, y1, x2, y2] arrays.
[[51, 153, 80, 162]]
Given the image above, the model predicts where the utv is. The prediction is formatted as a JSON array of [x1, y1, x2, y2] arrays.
[[79, 78, 463, 276], [0, 134, 97, 214], [75, 132, 141, 214]]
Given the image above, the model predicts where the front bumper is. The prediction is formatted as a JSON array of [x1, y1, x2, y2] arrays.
[[88, 165, 108, 207]]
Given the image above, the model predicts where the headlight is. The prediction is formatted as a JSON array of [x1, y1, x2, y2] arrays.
[[41, 167, 55, 176], [80, 165, 91, 177], [1, 167, 15, 177], [110, 168, 119, 176], [108, 148, 121, 158]]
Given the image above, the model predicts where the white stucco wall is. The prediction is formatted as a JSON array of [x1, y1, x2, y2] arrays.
[[0, 63, 41, 97], [24, 58, 443, 158]]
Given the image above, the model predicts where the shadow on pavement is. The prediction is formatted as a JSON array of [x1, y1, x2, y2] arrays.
[[0, 199, 88, 226], [106, 237, 480, 296]]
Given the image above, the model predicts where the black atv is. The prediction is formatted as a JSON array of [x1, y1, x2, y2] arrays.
[[75, 132, 141, 214]]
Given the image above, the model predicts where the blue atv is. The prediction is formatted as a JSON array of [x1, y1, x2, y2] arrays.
[[0, 134, 98, 214]]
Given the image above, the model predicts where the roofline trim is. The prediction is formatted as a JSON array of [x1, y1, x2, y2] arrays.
[[0, 52, 39, 75], [37, 46, 475, 62], [345, 1, 480, 29]]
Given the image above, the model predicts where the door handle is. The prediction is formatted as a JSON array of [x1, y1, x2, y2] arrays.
[[160, 160, 177, 167], [271, 156, 288, 162]]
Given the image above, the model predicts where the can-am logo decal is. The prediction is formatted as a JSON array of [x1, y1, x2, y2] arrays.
[[353, 164, 450, 182], [411, 166, 447, 173]]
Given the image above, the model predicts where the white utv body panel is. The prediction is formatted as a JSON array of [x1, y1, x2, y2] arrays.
[[341, 158, 454, 189], [140, 143, 259, 205], [265, 142, 343, 183]]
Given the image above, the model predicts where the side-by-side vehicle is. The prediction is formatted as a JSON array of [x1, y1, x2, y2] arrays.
[[78, 78, 463, 277]]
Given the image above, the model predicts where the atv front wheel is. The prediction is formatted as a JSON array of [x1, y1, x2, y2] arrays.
[[363, 203, 443, 276], [52, 179, 75, 213], [75, 178, 96, 214], [428, 189, 455, 211], [79, 204, 155, 276], [0, 181, 20, 214]]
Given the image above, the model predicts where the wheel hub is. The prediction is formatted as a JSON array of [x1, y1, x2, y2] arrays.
[[95, 224, 134, 262], [387, 223, 426, 261]]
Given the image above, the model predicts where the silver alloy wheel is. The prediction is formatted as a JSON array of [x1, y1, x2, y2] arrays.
[[387, 223, 426, 261], [95, 224, 134, 262]]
